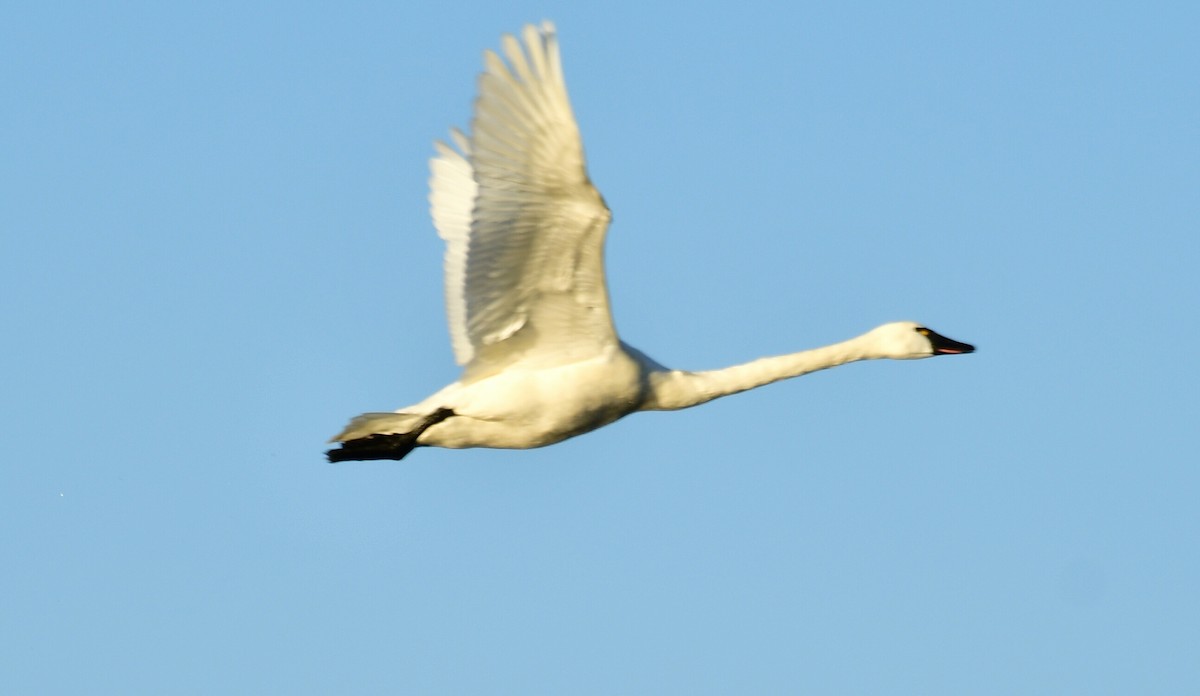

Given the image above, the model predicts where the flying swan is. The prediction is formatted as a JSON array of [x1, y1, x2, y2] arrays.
[[326, 22, 974, 462]]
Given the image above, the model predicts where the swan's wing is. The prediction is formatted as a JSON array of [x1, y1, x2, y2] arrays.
[[429, 22, 616, 374], [429, 128, 476, 365]]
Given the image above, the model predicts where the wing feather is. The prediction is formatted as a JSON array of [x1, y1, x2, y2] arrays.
[[429, 129, 476, 365], [429, 22, 616, 374]]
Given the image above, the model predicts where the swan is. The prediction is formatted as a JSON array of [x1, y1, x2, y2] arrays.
[[326, 22, 974, 463]]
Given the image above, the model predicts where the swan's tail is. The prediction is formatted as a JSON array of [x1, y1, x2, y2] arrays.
[[326, 409, 454, 463]]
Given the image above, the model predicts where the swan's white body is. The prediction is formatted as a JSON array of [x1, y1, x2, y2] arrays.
[[327, 23, 973, 461]]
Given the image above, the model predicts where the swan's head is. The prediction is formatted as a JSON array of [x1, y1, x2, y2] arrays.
[[866, 321, 975, 360]]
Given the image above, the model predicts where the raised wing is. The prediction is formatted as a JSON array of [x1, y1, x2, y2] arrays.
[[429, 22, 616, 376], [429, 128, 476, 365]]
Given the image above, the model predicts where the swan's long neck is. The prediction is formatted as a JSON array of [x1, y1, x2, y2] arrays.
[[641, 334, 879, 411]]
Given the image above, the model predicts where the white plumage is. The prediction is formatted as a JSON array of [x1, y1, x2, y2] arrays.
[[327, 22, 974, 462]]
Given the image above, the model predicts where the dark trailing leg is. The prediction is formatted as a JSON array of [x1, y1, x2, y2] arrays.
[[325, 408, 454, 463], [327, 432, 419, 462]]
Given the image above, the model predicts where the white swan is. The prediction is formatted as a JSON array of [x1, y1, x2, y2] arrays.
[[327, 22, 974, 462]]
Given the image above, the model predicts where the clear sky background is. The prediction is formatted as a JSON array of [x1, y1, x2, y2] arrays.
[[3, 2, 1197, 694]]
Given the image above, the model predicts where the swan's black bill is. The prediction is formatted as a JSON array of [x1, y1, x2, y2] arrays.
[[925, 329, 975, 355]]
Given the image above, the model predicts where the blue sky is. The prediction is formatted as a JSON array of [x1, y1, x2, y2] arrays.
[[3, 2, 1197, 693]]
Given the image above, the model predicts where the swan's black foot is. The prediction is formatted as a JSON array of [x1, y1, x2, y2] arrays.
[[325, 408, 454, 463], [327, 432, 419, 462]]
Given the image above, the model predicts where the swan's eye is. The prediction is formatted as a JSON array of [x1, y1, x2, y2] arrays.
[[916, 327, 931, 337]]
